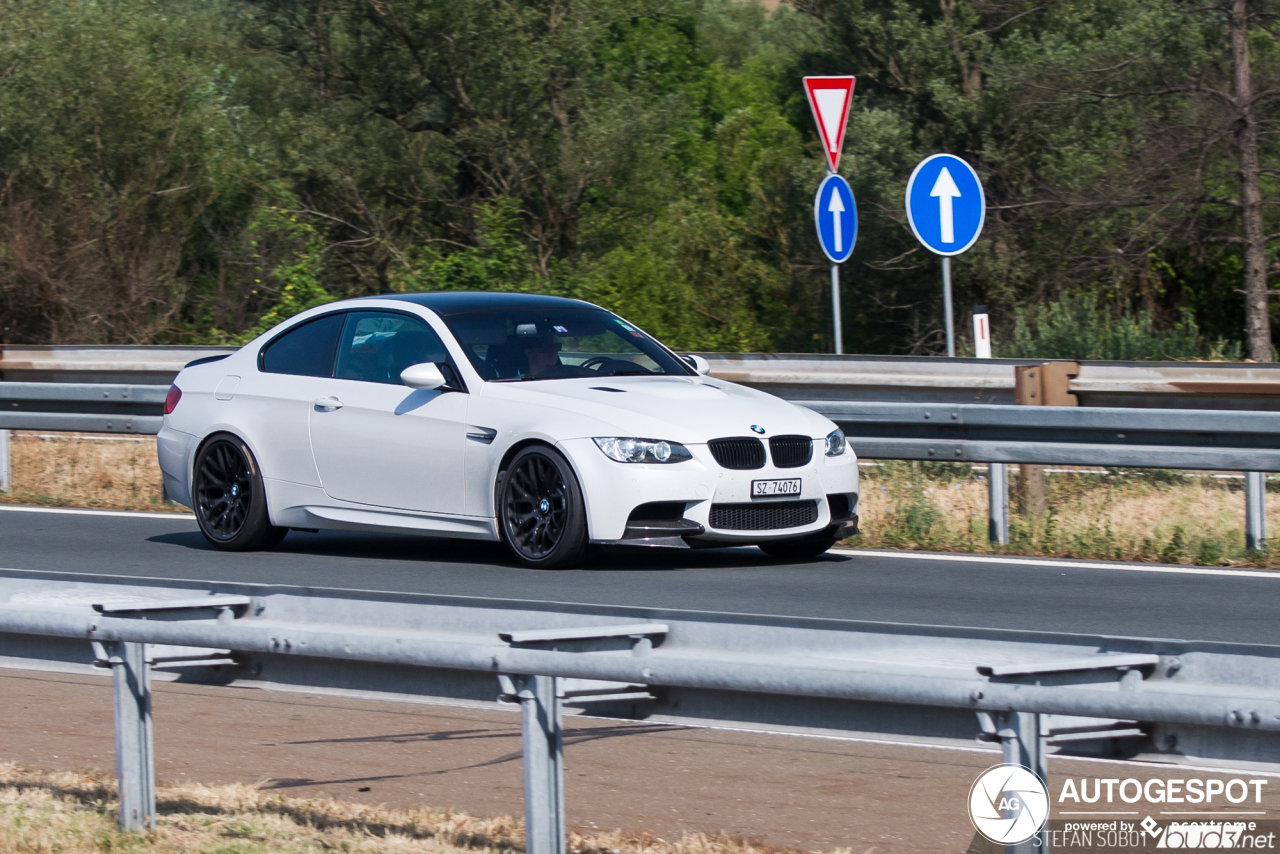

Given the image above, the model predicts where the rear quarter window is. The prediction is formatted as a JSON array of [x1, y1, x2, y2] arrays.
[[260, 313, 345, 377]]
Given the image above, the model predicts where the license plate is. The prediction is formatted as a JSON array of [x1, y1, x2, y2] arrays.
[[752, 478, 801, 498]]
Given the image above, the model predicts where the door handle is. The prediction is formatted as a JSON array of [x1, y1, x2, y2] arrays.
[[314, 396, 344, 412]]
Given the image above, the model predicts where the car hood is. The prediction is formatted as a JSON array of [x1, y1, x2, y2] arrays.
[[480, 375, 835, 443]]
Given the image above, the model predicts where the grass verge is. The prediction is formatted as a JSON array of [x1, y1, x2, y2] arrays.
[[852, 461, 1280, 569], [0, 433, 179, 513], [0, 764, 812, 854]]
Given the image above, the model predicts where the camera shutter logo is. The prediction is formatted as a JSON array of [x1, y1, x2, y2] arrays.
[[968, 764, 1050, 845]]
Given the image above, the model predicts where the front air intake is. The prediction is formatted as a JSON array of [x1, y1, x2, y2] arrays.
[[709, 500, 819, 531], [708, 437, 766, 470], [768, 435, 813, 468]]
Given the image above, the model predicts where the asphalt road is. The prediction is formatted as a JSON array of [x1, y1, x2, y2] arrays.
[[1, 505, 1276, 644]]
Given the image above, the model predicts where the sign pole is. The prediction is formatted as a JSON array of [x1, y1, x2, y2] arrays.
[[941, 256, 955, 358], [831, 261, 843, 355], [803, 76, 856, 358], [905, 153, 984, 360]]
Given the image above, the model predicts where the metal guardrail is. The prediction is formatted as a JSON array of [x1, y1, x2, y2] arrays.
[[0, 382, 166, 434], [703, 352, 1280, 411], [0, 383, 1274, 469], [1, 569, 1279, 842], [813, 401, 1280, 471], [0, 381, 1273, 547], [8, 346, 1280, 409], [0, 346, 232, 385]]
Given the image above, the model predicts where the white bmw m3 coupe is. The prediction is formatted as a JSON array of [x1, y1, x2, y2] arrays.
[[158, 292, 859, 568]]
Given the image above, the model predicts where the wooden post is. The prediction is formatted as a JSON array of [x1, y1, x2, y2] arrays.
[[1014, 362, 1078, 518]]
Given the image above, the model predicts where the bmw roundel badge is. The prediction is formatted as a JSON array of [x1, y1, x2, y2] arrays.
[[751, 425, 766, 435]]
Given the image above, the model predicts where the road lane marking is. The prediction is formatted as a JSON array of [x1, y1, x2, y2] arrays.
[[0, 505, 193, 521], [834, 547, 1280, 579]]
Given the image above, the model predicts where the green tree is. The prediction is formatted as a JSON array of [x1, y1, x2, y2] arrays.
[[1000, 292, 1242, 360], [0, 0, 244, 343]]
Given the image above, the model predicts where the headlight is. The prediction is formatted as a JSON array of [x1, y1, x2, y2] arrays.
[[825, 429, 847, 457], [593, 437, 693, 464]]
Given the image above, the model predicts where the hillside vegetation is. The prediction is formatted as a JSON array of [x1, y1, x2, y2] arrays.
[[0, 0, 1276, 358]]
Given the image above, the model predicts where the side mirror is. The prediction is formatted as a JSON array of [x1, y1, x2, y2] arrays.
[[401, 362, 447, 390], [683, 354, 712, 376]]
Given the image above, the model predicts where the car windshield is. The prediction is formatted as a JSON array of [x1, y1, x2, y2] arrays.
[[441, 307, 692, 381]]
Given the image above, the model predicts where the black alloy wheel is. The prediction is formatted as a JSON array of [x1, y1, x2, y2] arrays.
[[499, 446, 588, 569], [193, 435, 287, 552]]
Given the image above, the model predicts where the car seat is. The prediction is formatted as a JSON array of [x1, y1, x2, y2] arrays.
[[484, 340, 529, 379]]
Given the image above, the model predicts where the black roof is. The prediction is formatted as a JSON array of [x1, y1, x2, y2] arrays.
[[366, 291, 599, 316]]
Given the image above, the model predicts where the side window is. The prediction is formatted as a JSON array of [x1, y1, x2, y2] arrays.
[[334, 312, 450, 385], [260, 313, 345, 377]]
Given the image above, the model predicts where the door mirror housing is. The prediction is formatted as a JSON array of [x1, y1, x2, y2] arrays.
[[401, 362, 447, 390], [683, 354, 712, 376]]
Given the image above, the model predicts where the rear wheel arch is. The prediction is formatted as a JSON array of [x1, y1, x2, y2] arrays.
[[192, 430, 273, 513]]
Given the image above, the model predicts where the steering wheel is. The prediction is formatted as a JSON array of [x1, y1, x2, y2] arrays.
[[579, 356, 615, 372]]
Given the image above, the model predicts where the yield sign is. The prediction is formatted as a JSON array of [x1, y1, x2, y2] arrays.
[[803, 76, 856, 172]]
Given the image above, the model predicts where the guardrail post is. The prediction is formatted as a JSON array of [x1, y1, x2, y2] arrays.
[[997, 711, 1047, 853], [107, 641, 155, 831], [0, 428, 9, 492], [516, 674, 564, 854], [988, 463, 1008, 544], [1247, 472, 1267, 553]]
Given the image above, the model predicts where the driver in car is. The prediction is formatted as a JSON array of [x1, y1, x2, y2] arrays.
[[521, 330, 564, 377]]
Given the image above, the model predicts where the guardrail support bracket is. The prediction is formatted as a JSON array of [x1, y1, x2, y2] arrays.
[[0, 428, 9, 492], [1247, 471, 1267, 553], [105, 641, 155, 831], [515, 674, 565, 854], [996, 711, 1047, 853], [988, 462, 1008, 544]]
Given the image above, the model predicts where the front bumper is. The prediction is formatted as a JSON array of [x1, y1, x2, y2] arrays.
[[561, 437, 860, 546]]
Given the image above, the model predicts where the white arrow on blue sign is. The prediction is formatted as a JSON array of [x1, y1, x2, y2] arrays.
[[905, 153, 985, 256], [814, 174, 857, 263]]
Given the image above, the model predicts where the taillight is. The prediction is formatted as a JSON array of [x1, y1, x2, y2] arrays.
[[164, 384, 182, 415]]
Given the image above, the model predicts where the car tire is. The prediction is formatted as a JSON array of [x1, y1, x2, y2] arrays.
[[192, 434, 288, 552], [498, 445, 588, 569], [758, 526, 840, 560]]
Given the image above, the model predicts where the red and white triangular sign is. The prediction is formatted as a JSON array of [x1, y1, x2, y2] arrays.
[[803, 76, 856, 173]]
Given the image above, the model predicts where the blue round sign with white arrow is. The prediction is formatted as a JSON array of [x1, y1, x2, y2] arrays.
[[905, 154, 985, 256], [814, 174, 857, 263]]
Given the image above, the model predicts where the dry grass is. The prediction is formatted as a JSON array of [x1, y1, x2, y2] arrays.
[[0, 764, 822, 854], [0, 432, 180, 512], [853, 461, 1280, 569]]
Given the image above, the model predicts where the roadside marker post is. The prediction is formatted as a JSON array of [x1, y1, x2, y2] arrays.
[[971, 304, 992, 359], [972, 304, 1007, 544], [804, 76, 856, 354], [905, 154, 986, 357]]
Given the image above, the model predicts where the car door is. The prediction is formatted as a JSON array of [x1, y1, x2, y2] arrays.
[[308, 310, 468, 514]]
